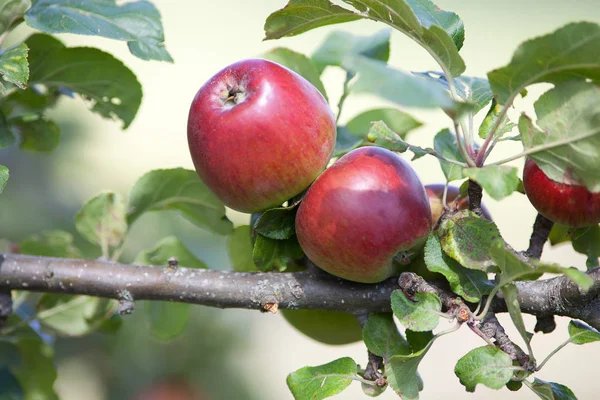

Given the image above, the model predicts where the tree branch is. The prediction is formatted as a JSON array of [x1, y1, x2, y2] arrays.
[[0, 254, 599, 330], [467, 179, 484, 217]]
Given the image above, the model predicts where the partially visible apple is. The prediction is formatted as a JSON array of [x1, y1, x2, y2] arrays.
[[281, 309, 363, 345], [425, 184, 492, 224], [523, 158, 600, 227], [295, 147, 432, 284], [188, 59, 336, 213]]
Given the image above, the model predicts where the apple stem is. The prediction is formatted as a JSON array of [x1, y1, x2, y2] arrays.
[[467, 180, 484, 217], [523, 213, 554, 260]]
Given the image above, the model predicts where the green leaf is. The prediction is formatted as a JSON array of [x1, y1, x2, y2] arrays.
[[0, 0, 31, 34], [342, 55, 455, 109], [520, 81, 600, 192], [127, 168, 232, 235], [26, 33, 142, 128], [0, 43, 29, 93], [528, 378, 577, 400], [20, 230, 82, 258], [286, 357, 357, 400], [386, 340, 433, 400], [254, 203, 298, 240], [362, 313, 411, 364], [424, 234, 493, 302], [346, 108, 422, 139], [501, 283, 533, 358], [366, 120, 428, 159], [135, 236, 207, 269], [312, 28, 391, 73], [0, 164, 8, 195], [145, 302, 190, 341], [571, 225, 600, 269], [37, 294, 116, 337], [568, 320, 600, 345], [488, 22, 600, 104], [252, 234, 304, 272], [463, 166, 520, 201], [438, 210, 501, 270], [263, 47, 328, 100], [25, 0, 172, 62], [391, 290, 441, 332], [405, 330, 434, 353], [0, 87, 58, 121], [264, 0, 360, 40], [13, 337, 58, 400], [478, 99, 516, 139], [454, 346, 514, 392], [434, 129, 466, 181], [361, 382, 387, 397], [75, 192, 127, 255], [454, 75, 493, 114], [0, 367, 23, 400], [14, 118, 60, 152], [227, 225, 257, 272]]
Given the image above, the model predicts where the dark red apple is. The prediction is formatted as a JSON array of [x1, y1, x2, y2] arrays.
[[187, 58, 336, 213], [523, 158, 600, 227], [425, 184, 492, 224], [295, 147, 432, 283]]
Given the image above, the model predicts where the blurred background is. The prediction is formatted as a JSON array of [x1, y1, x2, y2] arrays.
[[1, 0, 599, 399]]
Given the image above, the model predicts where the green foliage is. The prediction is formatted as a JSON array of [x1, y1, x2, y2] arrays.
[[433, 129, 466, 181], [391, 291, 441, 332], [527, 379, 577, 400], [12, 337, 58, 400], [438, 210, 501, 271], [366, 121, 427, 159], [462, 165, 520, 200], [568, 320, 600, 345], [501, 283, 534, 358], [26, 33, 143, 129], [312, 28, 391, 73], [488, 22, 600, 104], [127, 168, 232, 235], [75, 192, 127, 257], [253, 203, 298, 240], [252, 234, 304, 272], [0, 43, 29, 93], [227, 225, 257, 272], [286, 357, 357, 400], [20, 230, 82, 258], [0, 0, 30, 34], [362, 313, 411, 364], [385, 339, 433, 400], [424, 234, 492, 302], [24, 0, 172, 62], [478, 99, 516, 139], [454, 346, 514, 392], [0, 367, 23, 400], [520, 81, 600, 192], [0, 164, 8, 194]]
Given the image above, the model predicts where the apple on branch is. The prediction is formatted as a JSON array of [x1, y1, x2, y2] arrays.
[[187, 59, 336, 213], [295, 147, 432, 284]]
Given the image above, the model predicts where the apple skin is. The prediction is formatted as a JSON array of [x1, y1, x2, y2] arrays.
[[523, 158, 600, 228], [187, 58, 336, 213], [425, 184, 492, 224], [295, 147, 432, 284], [281, 309, 363, 345]]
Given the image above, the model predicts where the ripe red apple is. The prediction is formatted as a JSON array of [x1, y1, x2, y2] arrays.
[[295, 147, 432, 283], [523, 158, 600, 227], [187, 59, 336, 213], [425, 184, 492, 224]]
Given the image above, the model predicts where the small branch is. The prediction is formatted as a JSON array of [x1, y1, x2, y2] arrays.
[[0, 255, 599, 330], [480, 312, 532, 370], [0, 288, 12, 329], [467, 179, 484, 217], [523, 214, 555, 260], [336, 72, 353, 123], [475, 95, 515, 166]]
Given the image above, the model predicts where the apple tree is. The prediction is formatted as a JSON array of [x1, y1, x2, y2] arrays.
[[1, 1, 600, 399]]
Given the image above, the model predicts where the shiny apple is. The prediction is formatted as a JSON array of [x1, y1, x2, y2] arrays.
[[188, 59, 336, 213], [523, 158, 600, 227], [295, 147, 432, 283]]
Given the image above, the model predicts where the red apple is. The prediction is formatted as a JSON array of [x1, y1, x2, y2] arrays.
[[523, 158, 600, 227], [187, 59, 336, 213], [425, 184, 492, 224], [295, 147, 432, 283]]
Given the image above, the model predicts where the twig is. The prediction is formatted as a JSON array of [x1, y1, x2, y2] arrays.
[[480, 312, 533, 370], [467, 179, 484, 217], [523, 214, 555, 260]]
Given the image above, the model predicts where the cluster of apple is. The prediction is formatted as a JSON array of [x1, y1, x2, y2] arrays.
[[187, 58, 469, 285]]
